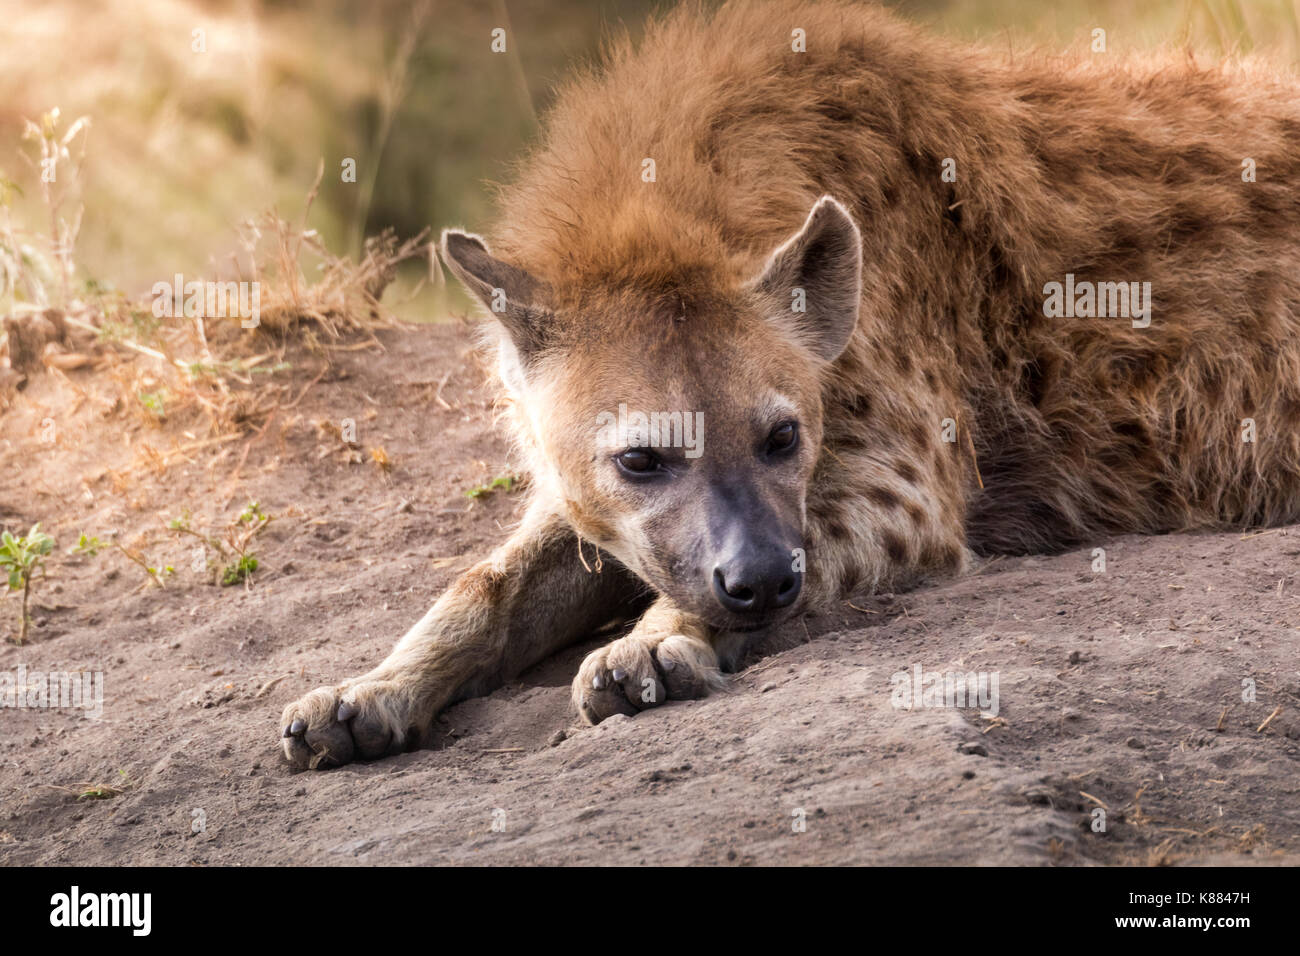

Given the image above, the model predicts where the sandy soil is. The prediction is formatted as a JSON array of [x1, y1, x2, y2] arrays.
[[1, 323, 1298, 866]]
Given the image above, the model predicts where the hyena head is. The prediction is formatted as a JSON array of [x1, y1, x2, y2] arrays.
[[442, 196, 862, 631]]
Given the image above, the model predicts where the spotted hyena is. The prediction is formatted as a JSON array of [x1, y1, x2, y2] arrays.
[[280, 1, 1300, 768]]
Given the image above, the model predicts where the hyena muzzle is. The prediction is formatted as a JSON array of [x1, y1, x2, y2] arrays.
[[280, 0, 1300, 769]]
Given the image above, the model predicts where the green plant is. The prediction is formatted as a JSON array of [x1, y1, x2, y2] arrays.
[[108, 539, 172, 588], [69, 532, 106, 557], [222, 554, 259, 586], [75, 770, 133, 801], [170, 501, 273, 588], [71, 530, 170, 587], [0, 524, 55, 644], [137, 389, 170, 419], [464, 474, 518, 499]]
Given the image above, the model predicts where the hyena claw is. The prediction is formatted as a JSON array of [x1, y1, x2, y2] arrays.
[[572, 625, 725, 725], [280, 677, 424, 770]]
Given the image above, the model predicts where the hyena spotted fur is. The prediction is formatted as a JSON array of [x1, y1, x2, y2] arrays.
[[281, 0, 1300, 768]]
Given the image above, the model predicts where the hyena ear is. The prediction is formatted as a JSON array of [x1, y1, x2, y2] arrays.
[[746, 195, 862, 362], [440, 229, 551, 360]]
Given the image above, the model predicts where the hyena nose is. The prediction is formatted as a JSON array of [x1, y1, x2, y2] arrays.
[[712, 558, 802, 615]]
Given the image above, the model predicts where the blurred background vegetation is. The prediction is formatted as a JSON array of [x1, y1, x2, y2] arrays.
[[1, 0, 1297, 321]]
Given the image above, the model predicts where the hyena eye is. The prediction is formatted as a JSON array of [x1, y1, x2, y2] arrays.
[[765, 421, 799, 456], [615, 449, 661, 477]]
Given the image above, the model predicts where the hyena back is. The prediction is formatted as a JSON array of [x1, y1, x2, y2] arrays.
[[281, 1, 1300, 768]]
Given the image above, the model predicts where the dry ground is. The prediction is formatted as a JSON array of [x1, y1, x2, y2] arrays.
[[1, 323, 1298, 865]]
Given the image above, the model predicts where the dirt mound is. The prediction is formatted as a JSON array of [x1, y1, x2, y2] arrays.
[[1, 324, 1297, 865]]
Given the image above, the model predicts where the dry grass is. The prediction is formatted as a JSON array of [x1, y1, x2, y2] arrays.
[[1, 141, 429, 444]]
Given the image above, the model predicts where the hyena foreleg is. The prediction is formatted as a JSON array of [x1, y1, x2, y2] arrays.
[[281, 499, 644, 769]]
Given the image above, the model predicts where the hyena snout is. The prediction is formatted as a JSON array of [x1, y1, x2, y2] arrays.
[[711, 540, 802, 616]]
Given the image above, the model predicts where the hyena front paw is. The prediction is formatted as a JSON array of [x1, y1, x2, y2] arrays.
[[572, 631, 723, 725], [280, 675, 425, 770]]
